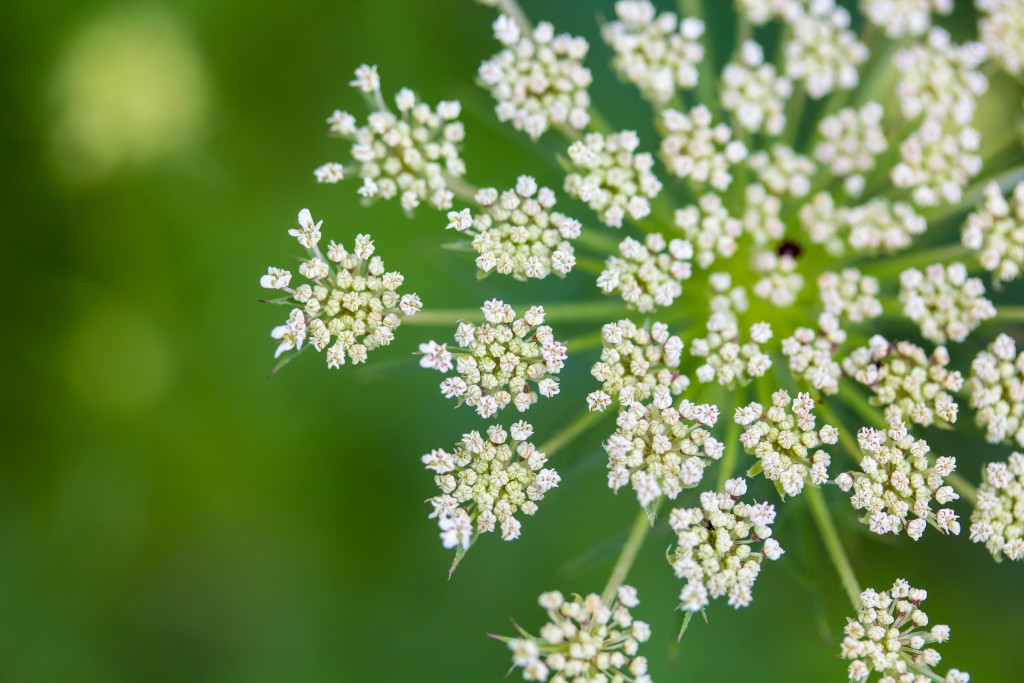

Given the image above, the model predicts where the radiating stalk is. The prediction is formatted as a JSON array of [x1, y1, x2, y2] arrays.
[[539, 408, 605, 456], [601, 505, 656, 605], [996, 306, 1024, 322], [806, 485, 862, 609], [403, 299, 626, 326]]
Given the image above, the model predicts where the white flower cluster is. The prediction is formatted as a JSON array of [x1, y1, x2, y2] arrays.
[[668, 479, 784, 612], [323, 66, 465, 212], [842, 336, 962, 428], [752, 251, 804, 307], [660, 106, 747, 191], [605, 396, 723, 507], [597, 233, 693, 312], [836, 419, 960, 539], [899, 262, 995, 344], [505, 587, 652, 683], [720, 40, 792, 136], [589, 319, 687, 410], [962, 180, 1024, 285], [782, 312, 846, 395], [892, 118, 983, 207], [802, 195, 927, 254], [735, 391, 839, 497], [742, 183, 784, 244], [565, 130, 663, 228], [893, 28, 988, 126], [747, 144, 815, 198], [736, 0, 802, 25], [690, 313, 773, 386], [423, 422, 559, 549], [479, 15, 592, 140], [969, 333, 1024, 446], [447, 176, 581, 280], [840, 579, 969, 683], [969, 453, 1024, 562], [783, 0, 868, 99], [818, 269, 883, 323], [261, 209, 421, 366], [814, 102, 888, 197], [861, 0, 952, 38], [602, 0, 705, 104], [978, 0, 1024, 76], [674, 193, 743, 268], [419, 300, 567, 418]]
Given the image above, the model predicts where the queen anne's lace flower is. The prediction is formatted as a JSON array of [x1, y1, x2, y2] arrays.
[[590, 320, 687, 409], [962, 180, 1024, 285], [841, 580, 968, 683], [752, 251, 804, 307], [597, 233, 693, 311], [846, 198, 929, 252], [782, 313, 845, 395], [747, 144, 815, 198], [835, 419, 960, 540], [899, 262, 996, 344], [894, 28, 988, 126], [818, 269, 883, 323], [479, 15, 592, 140], [784, 0, 867, 99], [323, 68, 465, 212], [660, 105, 747, 191], [669, 479, 784, 612], [605, 396, 722, 506], [602, 0, 705, 104], [565, 130, 663, 228], [978, 0, 1024, 76], [892, 118, 982, 207], [504, 587, 652, 683], [674, 193, 743, 268], [843, 336, 962, 428], [720, 40, 792, 136], [742, 183, 784, 244], [423, 422, 559, 548], [814, 102, 888, 197], [862, 0, 952, 38], [969, 333, 1024, 446], [736, 0, 802, 25], [735, 391, 839, 497], [420, 301, 567, 418], [262, 209, 421, 366], [690, 313, 773, 387], [969, 454, 1024, 561], [447, 176, 581, 280]]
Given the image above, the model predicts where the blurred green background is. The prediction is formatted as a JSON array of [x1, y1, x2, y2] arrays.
[[2, 1, 1022, 681]]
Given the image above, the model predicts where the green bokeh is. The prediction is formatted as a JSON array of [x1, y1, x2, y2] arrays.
[[2, 1, 1022, 681]]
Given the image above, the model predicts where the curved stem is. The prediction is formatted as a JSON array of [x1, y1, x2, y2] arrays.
[[806, 485, 862, 609], [601, 505, 655, 605]]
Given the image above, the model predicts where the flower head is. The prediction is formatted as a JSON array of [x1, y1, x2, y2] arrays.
[[969, 453, 1024, 561], [962, 180, 1024, 285], [597, 233, 693, 311], [590, 319, 687, 409], [565, 130, 663, 228], [969, 333, 1024, 446]]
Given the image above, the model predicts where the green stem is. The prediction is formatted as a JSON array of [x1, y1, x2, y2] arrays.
[[806, 485, 862, 609], [996, 305, 1024, 322], [947, 471, 979, 507], [851, 243, 969, 279], [539, 409, 605, 456], [601, 505, 655, 605], [403, 299, 625, 326]]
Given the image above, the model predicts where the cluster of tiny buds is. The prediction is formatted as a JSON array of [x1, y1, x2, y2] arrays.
[[261, 209, 421, 366], [962, 180, 1024, 286], [752, 251, 804, 308], [783, 0, 867, 99], [419, 300, 567, 418], [589, 319, 687, 411], [322, 66, 465, 212], [840, 579, 968, 683], [605, 394, 722, 507], [969, 333, 1024, 446], [836, 419, 960, 540], [423, 422, 559, 550], [446, 175, 581, 280], [690, 314, 773, 387], [842, 336, 962, 429], [669, 479, 783, 612], [602, 0, 705, 104], [899, 262, 995, 344], [782, 312, 845, 395], [674, 193, 743, 268], [969, 453, 1024, 562], [818, 269, 882, 323], [565, 130, 663, 228], [720, 40, 792, 136], [479, 15, 592, 140], [735, 391, 839, 497], [598, 233, 693, 312], [862, 0, 951, 38], [660, 105, 747, 191], [504, 586, 652, 683], [814, 102, 888, 197], [978, 0, 1024, 76]]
